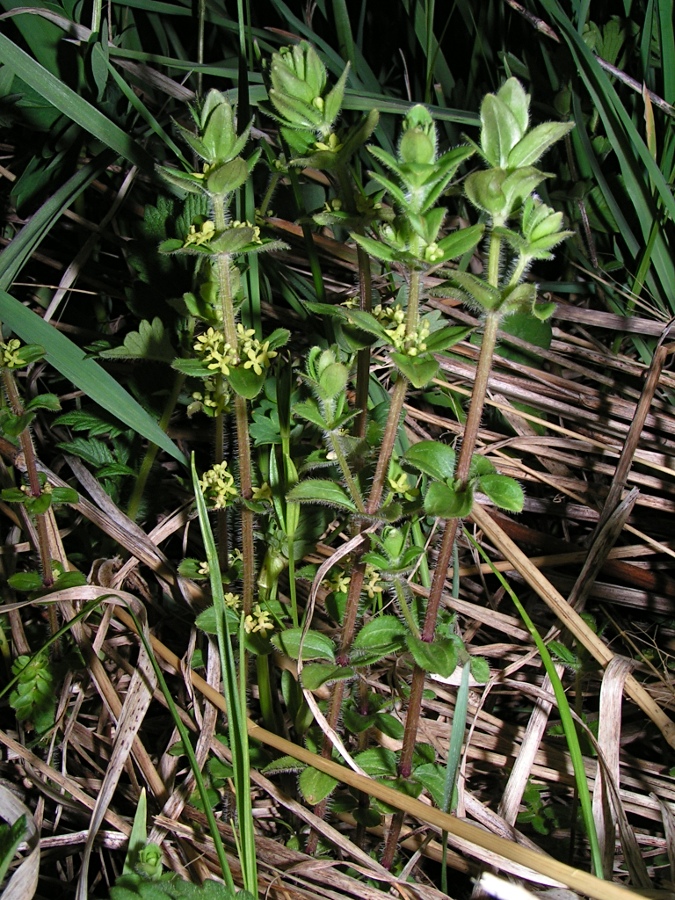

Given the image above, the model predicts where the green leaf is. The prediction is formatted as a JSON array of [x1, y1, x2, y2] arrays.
[[298, 767, 338, 805], [351, 232, 399, 263], [294, 399, 329, 430], [354, 747, 398, 777], [98, 318, 175, 363], [301, 663, 354, 691], [469, 656, 491, 684], [423, 325, 473, 354], [468, 455, 496, 478], [271, 627, 336, 662], [414, 762, 446, 807], [8, 572, 44, 592], [50, 487, 79, 504], [406, 634, 458, 677], [424, 482, 473, 518], [0, 814, 27, 886], [434, 223, 484, 261], [351, 616, 407, 664], [261, 755, 305, 776], [227, 365, 266, 399], [286, 480, 357, 512], [507, 121, 574, 169], [24, 393, 60, 412], [478, 474, 524, 512], [405, 440, 456, 482], [390, 352, 439, 388]]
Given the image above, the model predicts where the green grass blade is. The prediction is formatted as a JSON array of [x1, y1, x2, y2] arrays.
[[465, 528, 604, 878], [0, 33, 152, 169], [0, 292, 186, 463], [104, 57, 188, 163], [125, 603, 237, 892], [191, 455, 258, 896], [0, 155, 110, 290], [539, 0, 675, 313], [331, 0, 356, 68]]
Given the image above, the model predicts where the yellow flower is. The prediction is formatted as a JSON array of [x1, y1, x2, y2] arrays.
[[0, 339, 26, 369], [199, 461, 238, 509], [244, 604, 274, 636]]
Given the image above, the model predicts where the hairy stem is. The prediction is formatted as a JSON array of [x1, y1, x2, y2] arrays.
[[382, 309, 502, 869], [212, 194, 255, 614]]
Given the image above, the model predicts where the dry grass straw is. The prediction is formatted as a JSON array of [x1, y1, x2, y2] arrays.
[[3, 244, 675, 896]]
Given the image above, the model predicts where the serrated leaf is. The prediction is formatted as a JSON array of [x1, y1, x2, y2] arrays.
[[99, 317, 175, 363], [96, 463, 136, 479], [406, 634, 458, 677], [298, 767, 338, 805], [390, 352, 439, 388], [53, 409, 126, 437], [57, 436, 115, 468], [8, 572, 44, 591], [271, 627, 335, 662], [354, 747, 398, 777], [405, 440, 456, 482], [24, 392, 60, 412], [261, 755, 305, 776], [286, 480, 357, 512], [302, 663, 354, 691], [469, 656, 491, 683], [478, 474, 524, 512], [414, 762, 446, 807], [424, 481, 473, 518]]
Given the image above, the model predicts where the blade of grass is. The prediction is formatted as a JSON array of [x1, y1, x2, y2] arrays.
[[539, 0, 675, 314], [123, 603, 237, 893], [464, 527, 603, 878], [191, 454, 257, 896], [0, 291, 186, 464], [0, 33, 152, 169]]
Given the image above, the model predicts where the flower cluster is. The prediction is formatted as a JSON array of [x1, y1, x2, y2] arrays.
[[244, 603, 274, 636], [387, 460, 418, 502], [0, 339, 26, 369], [364, 564, 384, 601], [324, 569, 351, 595], [184, 219, 216, 247], [225, 220, 263, 245], [199, 461, 238, 509], [194, 328, 238, 376], [188, 377, 230, 418], [373, 305, 430, 356], [237, 324, 278, 377]]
